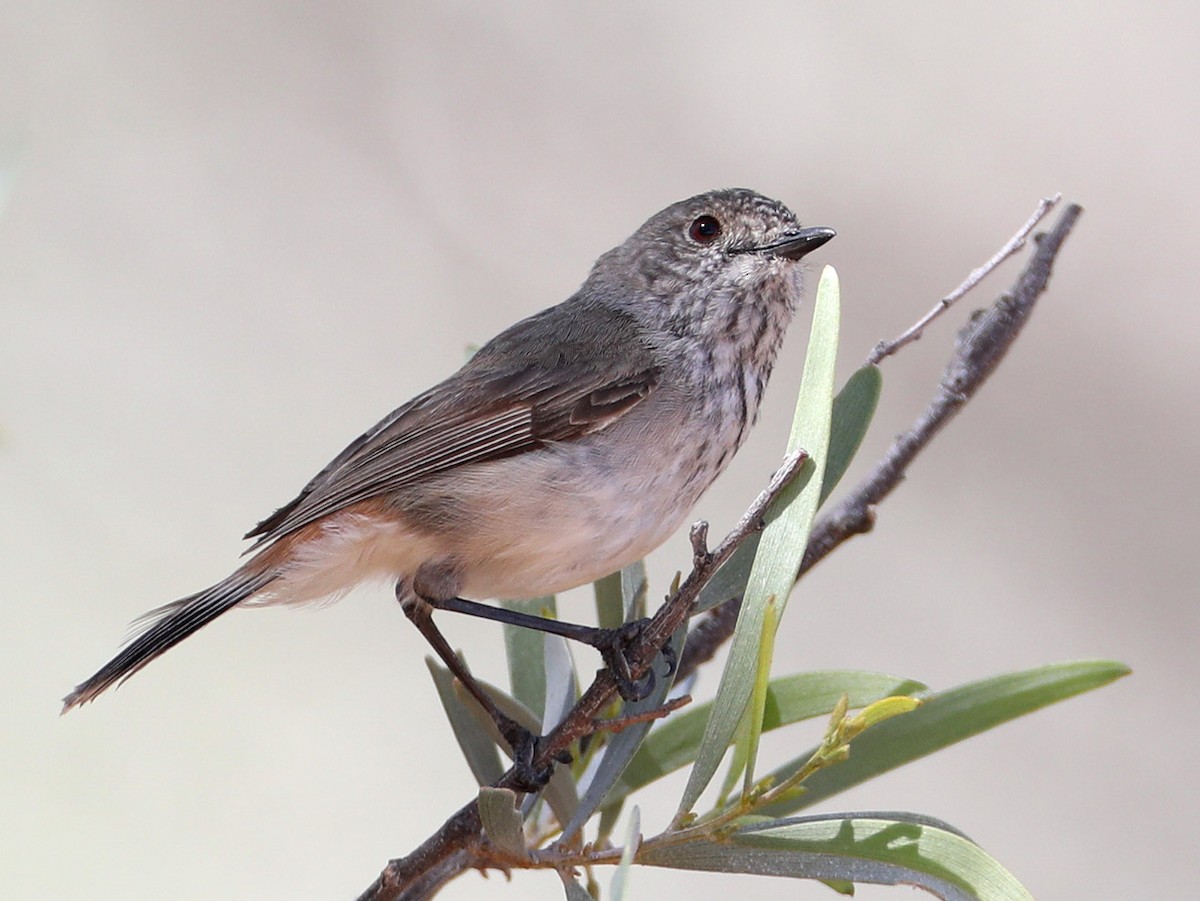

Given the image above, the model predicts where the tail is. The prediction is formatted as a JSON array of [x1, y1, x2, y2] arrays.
[[62, 565, 277, 713]]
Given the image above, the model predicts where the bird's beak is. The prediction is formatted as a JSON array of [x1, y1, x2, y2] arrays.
[[757, 226, 836, 261]]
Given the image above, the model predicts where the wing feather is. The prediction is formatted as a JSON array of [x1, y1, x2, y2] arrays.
[[245, 359, 658, 549]]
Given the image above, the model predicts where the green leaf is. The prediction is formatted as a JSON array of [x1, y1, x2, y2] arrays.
[[478, 787, 527, 858], [716, 699, 753, 808], [694, 360, 878, 616], [502, 596, 556, 716], [741, 596, 781, 793], [561, 876, 594, 901], [425, 658, 504, 786], [821, 878, 856, 895], [595, 560, 648, 630], [594, 572, 625, 630], [622, 560, 649, 620], [641, 813, 1033, 901], [820, 365, 882, 506], [600, 671, 925, 812], [755, 660, 1131, 818], [542, 632, 578, 731], [609, 805, 641, 901], [678, 266, 841, 815]]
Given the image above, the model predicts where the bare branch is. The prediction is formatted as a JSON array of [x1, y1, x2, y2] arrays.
[[593, 694, 691, 734], [866, 194, 1061, 366]]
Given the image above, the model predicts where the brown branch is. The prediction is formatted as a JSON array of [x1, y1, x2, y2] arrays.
[[866, 194, 1062, 365], [593, 694, 692, 734], [356, 200, 1084, 900]]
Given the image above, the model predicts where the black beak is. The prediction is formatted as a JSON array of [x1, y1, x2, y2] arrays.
[[757, 226, 836, 261]]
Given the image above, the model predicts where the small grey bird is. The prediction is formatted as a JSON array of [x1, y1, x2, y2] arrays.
[[63, 188, 833, 715]]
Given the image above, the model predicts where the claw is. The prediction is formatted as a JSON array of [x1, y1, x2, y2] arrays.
[[660, 638, 678, 678], [506, 729, 558, 793], [595, 619, 665, 702]]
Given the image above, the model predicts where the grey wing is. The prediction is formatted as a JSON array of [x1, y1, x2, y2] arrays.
[[243, 359, 659, 549]]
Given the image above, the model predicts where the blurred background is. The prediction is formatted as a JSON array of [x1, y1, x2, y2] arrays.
[[2, 3, 1195, 899]]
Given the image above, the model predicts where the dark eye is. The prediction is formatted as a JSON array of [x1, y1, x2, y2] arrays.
[[688, 214, 722, 244]]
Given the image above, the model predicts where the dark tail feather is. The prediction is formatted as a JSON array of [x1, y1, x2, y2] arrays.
[[62, 566, 277, 713]]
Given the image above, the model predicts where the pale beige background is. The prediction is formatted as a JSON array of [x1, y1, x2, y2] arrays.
[[2, 4, 1195, 900]]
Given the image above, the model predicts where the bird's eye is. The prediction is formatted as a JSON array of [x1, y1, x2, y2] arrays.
[[688, 214, 722, 244]]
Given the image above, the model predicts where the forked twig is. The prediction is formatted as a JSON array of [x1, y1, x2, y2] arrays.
[[865, 194, 1061, 366]]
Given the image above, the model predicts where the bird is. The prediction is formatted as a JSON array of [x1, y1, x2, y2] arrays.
[[62, 188, 834, 719]]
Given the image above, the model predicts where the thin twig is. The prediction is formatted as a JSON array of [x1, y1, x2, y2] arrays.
[[593, 695, 692, 734], [865, 194, 1061, 366], [356, 201, 1084, 901]]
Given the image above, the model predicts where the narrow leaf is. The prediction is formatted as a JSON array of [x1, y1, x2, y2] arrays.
[[716, 702, 753, 807], [694, 360, 880, 615], [425, 658, 504, 785], [621, 560, 649, 620], [594, 572, 625, 630], [561, 876, 594, 901], [600, 671, 925, 811], [641, 813, 1033, 901], [542, 632, 578, 732], [820, 364, 882, 505], [756, 660, 1131, 817], [478, 787, 527, 858], [742, 595, 781, 792], [679, 266, 841, 815], [502, 596, 556, 715], [609, 805, 641, 901]]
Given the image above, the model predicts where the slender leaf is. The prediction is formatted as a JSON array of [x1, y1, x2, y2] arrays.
[[478, 787, 527, 858], [594, 572, 625, 630], [741, 596, 780, 792], [716, 700, 753, 808], [425, 658, 504, 785], [561, 625, 687, 842], [755, 660, 1131, 818], [596, 802, 623, 846], [621, 560, 649, 620], [560, 876, 593, 901], [609, 805, 641, 901], [678, 266, 841, 815], [820, 364, 882, 505], [694, 360, 881, 615], [600, 671, 925, 811], [542, 632, 578, 731], [693, 536, 759, 615], [502, 596, 556, 716], [641, 813, 1032, 901]]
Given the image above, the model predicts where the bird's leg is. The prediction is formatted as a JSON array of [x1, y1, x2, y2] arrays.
[[396, 582, 556, 792], [426, 595, 674, 703]]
